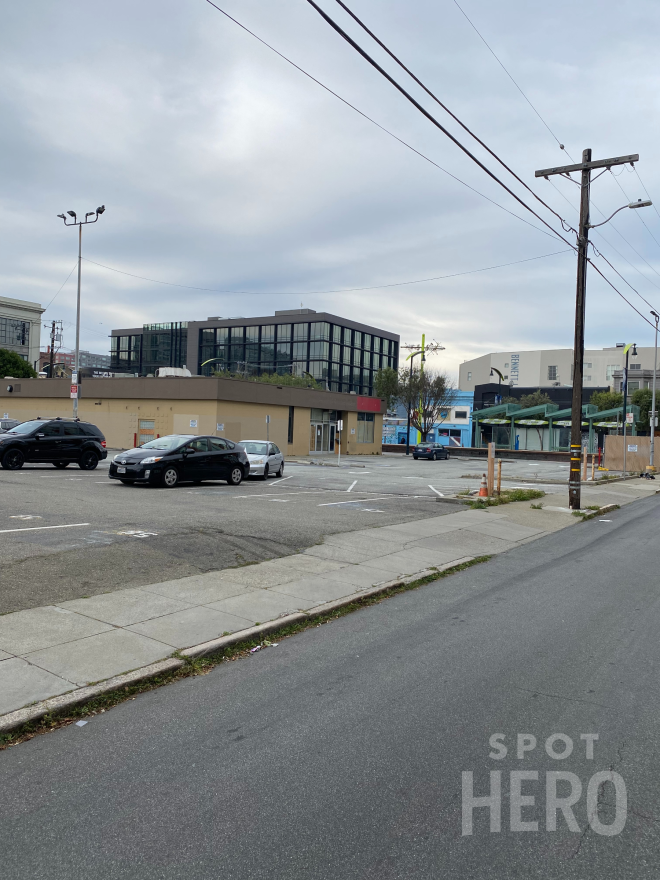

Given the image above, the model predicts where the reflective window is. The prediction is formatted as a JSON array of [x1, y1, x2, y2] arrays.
[[354, 331, 362, 348], [209, 438, 228, 451], [63, 423, 80, 436], [40, 423, 62, 437], [140, 435, 192, 450], [261, 325, 275, 342], [332, 325, 341, 343], [201, 329, 215, 345], [246, 326, 259, 342], [293, 342, 307, 360], [373, 337, 380, 353], [309, 322, 330, 340], [217, 327, 229, 345], [309, 341, 329, 360], [363, 334, 372, 350], [277, 324, 291, 342], [293, 323, 308, 341], [187, 438, 209, 452], [342, 346, 352, 364]]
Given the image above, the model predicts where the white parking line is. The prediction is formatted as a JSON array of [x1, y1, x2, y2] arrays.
[[428, 485, 444, 497], [0, 523, 91, 535], [318, 496, 390, 507], [347, 480, 357, 493], [270, 475, 293, 486]]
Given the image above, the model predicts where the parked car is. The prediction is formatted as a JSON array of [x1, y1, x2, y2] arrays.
[[0, 418, 107, 470], [413, 442, 450, 461], [0, 419, 19, 433], [238, 441, 284, 480], [108, 434, 249, 488]]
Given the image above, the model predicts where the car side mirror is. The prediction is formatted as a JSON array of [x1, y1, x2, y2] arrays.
[[36, 433, 45, 438], [183, 448, 193, 456]]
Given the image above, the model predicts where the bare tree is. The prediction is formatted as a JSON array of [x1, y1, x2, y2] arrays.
[[398, 368, 457, 441]]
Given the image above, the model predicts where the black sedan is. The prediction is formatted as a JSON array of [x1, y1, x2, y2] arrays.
[[412, 442, 450, 461], [108, 434, 249, 488]]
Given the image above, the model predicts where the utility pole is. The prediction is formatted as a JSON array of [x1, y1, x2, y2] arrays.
[[651, 311, 659, 471], [536, 151, 644, 509], [401, 338, 444, 454], [49, 321, 56, 378]]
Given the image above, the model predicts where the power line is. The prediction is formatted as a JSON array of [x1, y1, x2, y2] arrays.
[[82, 250, 571, 295], [202, 0, 565, 242], [43, 263, 78, 311], [608, 168, 660, 262], [451, 0, 571, 158], [330, 0, 574, 231], [633, 166, 660, 225], [302, 0, 576, 251]]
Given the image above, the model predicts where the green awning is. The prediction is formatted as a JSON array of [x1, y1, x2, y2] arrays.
[[515, 419, 548, 426]]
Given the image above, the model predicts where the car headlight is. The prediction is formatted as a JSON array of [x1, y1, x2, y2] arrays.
[[252, 457, 265, 464], [140, 456, 162, 465]]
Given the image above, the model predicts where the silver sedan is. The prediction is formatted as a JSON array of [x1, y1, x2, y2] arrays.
[[238, 441, 284, 480]]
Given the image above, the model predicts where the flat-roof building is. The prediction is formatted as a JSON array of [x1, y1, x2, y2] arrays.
[[110, 309, 399, 397], [0, 296, 44, 371]]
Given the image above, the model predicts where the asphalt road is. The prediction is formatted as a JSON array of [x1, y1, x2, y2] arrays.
[[2, 493, 659, 878]]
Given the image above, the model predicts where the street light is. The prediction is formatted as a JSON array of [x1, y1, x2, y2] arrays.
[[587, 199, 653, 229], [651, 312, 659, 471], [490, 367, 504, 384], [57, 205, 106, 418], [622, 343, 637, 476]]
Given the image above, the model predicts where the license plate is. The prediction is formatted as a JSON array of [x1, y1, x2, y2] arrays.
[[117, 467, 126, 474]]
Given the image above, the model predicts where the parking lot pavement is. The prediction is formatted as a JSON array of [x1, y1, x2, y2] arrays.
[[0, 453, 579, 616]]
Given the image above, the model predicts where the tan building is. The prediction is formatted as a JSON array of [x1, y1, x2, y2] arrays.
[[0, 295, 44, 371], [0, 376, 384, 456]]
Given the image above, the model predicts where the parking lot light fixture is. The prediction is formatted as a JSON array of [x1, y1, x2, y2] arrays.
[[57, 206, 106, 418]]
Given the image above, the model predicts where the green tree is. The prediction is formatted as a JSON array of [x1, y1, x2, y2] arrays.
[[501, 390, 553, 408], [398, 368, 456, 441], [374, 367, 400, 411], [0, 348, 37, 379], [631, 387, 654, 431], [590, 390, 623, 412], [212, 369, 321, 389]]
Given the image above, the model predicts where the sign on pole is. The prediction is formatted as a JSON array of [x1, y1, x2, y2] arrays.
[[626, 412, 634, 424], [70, 384, 78, 399]]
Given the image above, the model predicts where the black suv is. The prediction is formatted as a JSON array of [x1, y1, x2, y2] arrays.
[[0, 418, 107, 470]]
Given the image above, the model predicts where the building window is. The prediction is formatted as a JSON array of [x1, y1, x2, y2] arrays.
[[454, 410, 468, 419], [467, 372, 472, 381], [357, 412, 375, 443], [630, 363, 641, 370], [548, 365, 558, 380], [309, 322, 330, 340], [373, 337, 380, 353], [504, 362, 509, 368], [332, 325, 341, 344], [246, 326, 259, 342], [606, 364, 620, 381], [309, 340, 329, 360], [276, 324, 291, 342], [288, 406, 294, 444], [584, 362, 593, 369], [217, 327, 229, 345], [293, 323, 308, 341], [627, 381, 640, 391], [0, 318, 30, 347]]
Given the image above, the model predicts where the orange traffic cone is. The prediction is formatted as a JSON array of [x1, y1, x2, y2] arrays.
[[478, 473, 488, 497]]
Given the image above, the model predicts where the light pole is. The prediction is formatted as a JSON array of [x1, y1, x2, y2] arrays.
[[57, 205, 105, 417], [651, 311, 659, 470], [622, 343, 637, 476]]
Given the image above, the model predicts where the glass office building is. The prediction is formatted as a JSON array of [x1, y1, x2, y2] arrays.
[[110, 310, 398, 396]]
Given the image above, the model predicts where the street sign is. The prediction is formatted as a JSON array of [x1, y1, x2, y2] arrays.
[[71, 371, 78, 384], [337, 419, 343, 431], [70, 384, 78, 399], [626, 412, 634, 424], [190, 419, 198, 428], [628, 444, 638, 452], [216, 423, 224, 432], [266, 415, 270, 424]]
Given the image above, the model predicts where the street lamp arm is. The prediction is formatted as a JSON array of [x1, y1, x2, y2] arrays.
[[588, 200, 652, 229]]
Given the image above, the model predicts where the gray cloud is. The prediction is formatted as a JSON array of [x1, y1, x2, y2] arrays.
[[1, 0, 659, 377]]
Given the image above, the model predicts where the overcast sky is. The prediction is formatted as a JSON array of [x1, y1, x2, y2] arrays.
[[2, 0, 659, 377]]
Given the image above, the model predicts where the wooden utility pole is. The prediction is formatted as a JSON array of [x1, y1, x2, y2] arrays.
[[49, 321, 56, 378], [536, 151, 640, 510], [487, 442, 495, 496]]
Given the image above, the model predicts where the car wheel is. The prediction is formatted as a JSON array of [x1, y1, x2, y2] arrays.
[[53, 462, 69, 469], [119, 479, 132, 485], [1, 448, 24, 470], [227, 466, 243, 486], [413, 455, 418, 460], [162, 466, 179, 488], [276, 462, 284, 477], [260, 464, 269, 481], [79, 450, 99, 470]]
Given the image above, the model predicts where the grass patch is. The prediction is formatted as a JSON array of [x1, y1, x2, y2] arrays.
[[0, 556, 492, 750], [467, 488, 545, 509], [530, 502, 543, 510]]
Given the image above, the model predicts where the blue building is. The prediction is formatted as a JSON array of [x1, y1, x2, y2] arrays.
[[382, 391, 474, 447]]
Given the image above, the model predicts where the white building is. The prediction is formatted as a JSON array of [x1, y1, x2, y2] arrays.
[[459, 345, 653, 392], [0, 296, 44, 371]]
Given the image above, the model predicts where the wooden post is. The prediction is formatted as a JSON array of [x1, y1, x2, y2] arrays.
[[582, 445, 588, 481], [590, 454, 595, 482], [496, 458, 502, 496], [487, 442, 495, 496]]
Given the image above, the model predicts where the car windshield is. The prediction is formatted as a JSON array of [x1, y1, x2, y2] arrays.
[[241, 442, 268, 455], [139, 435, 193, 450], [6, 420, 46, 434]]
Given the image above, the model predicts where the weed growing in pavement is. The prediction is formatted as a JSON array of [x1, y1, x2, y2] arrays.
[[467, 488, 545, 509], [0, 556, 492, 750], [530, 503, 543, 509]]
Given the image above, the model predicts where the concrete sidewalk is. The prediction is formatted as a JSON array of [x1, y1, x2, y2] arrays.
[[1, 478, 657, 726]]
